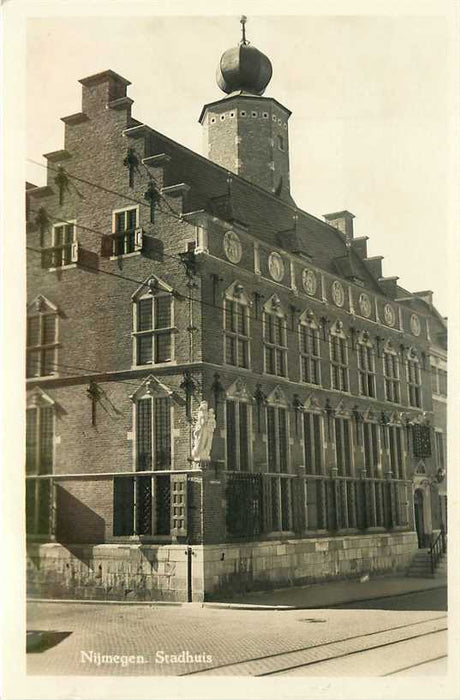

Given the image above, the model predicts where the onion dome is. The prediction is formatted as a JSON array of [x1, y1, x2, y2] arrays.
[[216, 17, 273, 96]]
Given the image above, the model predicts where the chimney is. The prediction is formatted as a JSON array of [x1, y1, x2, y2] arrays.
[[324, 210, 355, 243], [79, 70, 132, 116]]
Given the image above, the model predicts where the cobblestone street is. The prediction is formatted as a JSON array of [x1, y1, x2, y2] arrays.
[[27, 587, 447, 677]]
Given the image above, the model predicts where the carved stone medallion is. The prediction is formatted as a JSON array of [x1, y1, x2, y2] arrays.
[[358, 292, 372, 318], [223, 230, 242, 264], [410, 313, 421, 336], [331, 280, 345, 307], [268, 252, 285, 282], [383, 303, 396, 327], [302, 268, 317, 296]]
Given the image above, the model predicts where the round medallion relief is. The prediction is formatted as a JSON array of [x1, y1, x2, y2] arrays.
[[223, 231, 242, 264], [383, 303, 396, 327], [268, 252, 285, 282], [410, 313, 421, 336], [302, 268, 317, 296], [359, 292, 372, 318], [331, 280, 345, 307]]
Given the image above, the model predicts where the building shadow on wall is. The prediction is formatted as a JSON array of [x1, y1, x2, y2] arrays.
[[55, 485, 105, 566]]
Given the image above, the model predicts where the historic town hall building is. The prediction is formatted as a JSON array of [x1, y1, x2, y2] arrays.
[[26, 23, 447, 601]]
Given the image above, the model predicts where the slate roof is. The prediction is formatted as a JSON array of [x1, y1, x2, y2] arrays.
[[143, 127, 381, 293]]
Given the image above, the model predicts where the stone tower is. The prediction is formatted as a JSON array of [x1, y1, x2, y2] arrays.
[[199, 17, 293, 203]]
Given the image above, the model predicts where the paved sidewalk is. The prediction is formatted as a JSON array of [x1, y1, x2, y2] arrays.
[[209, 573, 447, 609]]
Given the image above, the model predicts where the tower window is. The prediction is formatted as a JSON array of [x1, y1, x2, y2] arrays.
[[272, 115, 277, 122], [263, 112, 269, 119], [210, 117, 216, 124], [240, 111, 246, 117], [220, 114, 225, 121], [277, 135, 284, 151], [251, 111, 257, 118], [230, 112, 235, 118]]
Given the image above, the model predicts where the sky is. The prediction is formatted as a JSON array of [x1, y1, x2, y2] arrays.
[[25, 10, 456, 316]]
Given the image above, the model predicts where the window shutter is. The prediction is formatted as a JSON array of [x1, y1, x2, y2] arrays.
[[113, 477, 134, 536], [70, 242, 78, 263], [134, 228, 143, 251], [101, 235, 114, 257], [170, 474, 188, 537]]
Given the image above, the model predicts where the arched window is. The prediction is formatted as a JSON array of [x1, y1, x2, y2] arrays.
[[132, 276, 174, 366], [223, 282, 250, 369], [357, 331, 376, 398], [26, 296, 59, 378], [263, 295, 287, 377], [383, 340, 400, 403], [299, 310, 321, 385], [329, 321, 348, 392], [406, 348, 422, 408]]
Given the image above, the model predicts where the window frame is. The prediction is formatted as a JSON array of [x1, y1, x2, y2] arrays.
[[48, 220, 77, 269], [111, 205, 141, 258], [406, 349, 422, 408], [383, 342, 401, 404], [357, 334, 376, 398], [133, 394, 174, 472], [329, 322, 349, 392], [362, 420, 381, 478], [334, 415, 353, 476], [223, 284, 251, 369], [132, 291, 175, 367], [263, 297, 288, 378], [26, 300, 59, 378], [225, 397, 252, 472], [302, 410, 324, 475], [298, 312, 321, 386], [387, 423, 405, 479]]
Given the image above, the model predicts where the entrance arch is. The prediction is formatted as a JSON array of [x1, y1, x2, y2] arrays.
[[414, 489, 425, 548]]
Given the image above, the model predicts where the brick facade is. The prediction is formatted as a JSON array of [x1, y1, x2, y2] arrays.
[[26, 62, 447, 601]]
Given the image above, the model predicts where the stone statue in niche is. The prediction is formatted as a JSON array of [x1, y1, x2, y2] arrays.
[[191, 401, 216, 461]]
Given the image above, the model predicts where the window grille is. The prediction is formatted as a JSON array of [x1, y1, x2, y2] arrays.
[[113, 474, 174, 537], [135, 294, 173, 365], [299, 323, 321, 385], [224, 299, 250, 368], [264, 312, 287, 377]]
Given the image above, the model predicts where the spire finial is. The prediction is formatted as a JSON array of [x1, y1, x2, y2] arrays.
[[240, 15, 249, 45]]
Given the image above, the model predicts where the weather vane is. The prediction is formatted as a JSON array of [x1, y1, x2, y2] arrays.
[[240, 15, 249, 45]]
